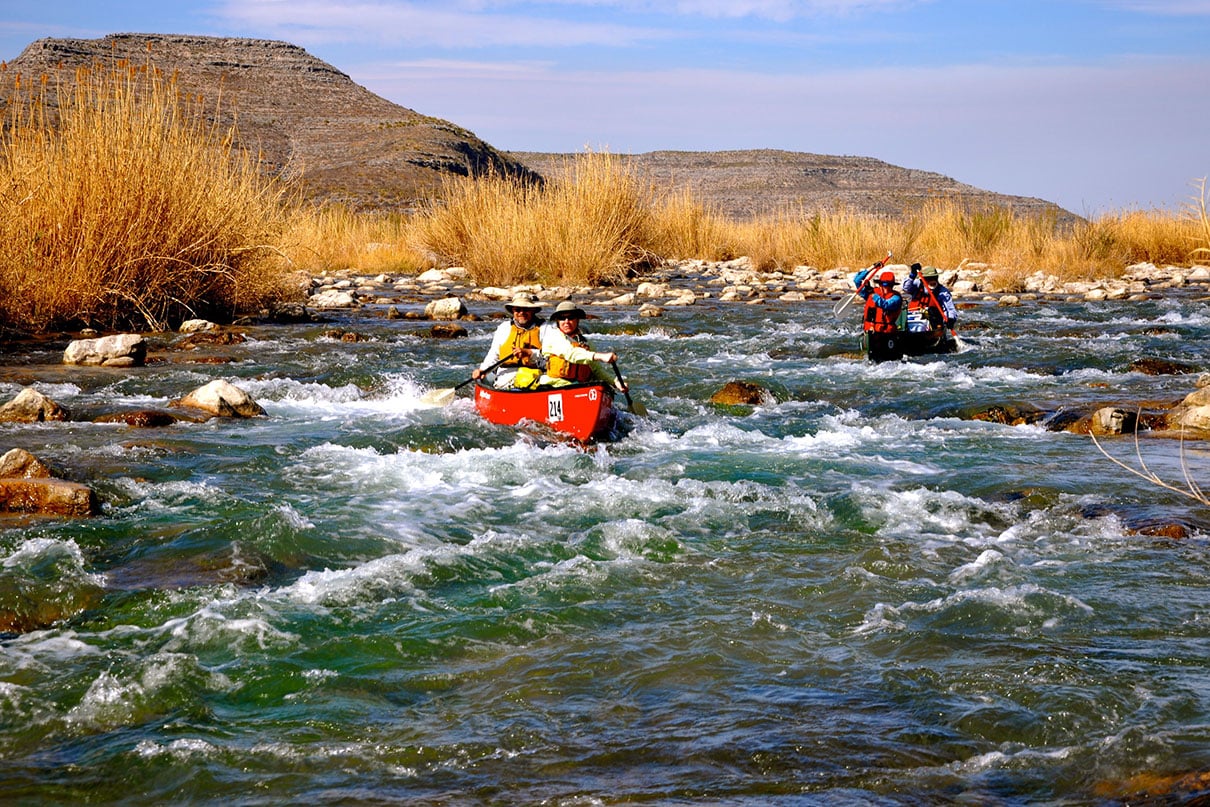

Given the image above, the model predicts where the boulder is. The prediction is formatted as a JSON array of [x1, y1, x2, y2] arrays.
[[429, 323, 468, 339], [63, 333, 146, 367], [308, 289, 358, 308], [0, 388, 69, 423], [0, 478, 99, 516], [710, 381, 772, 406], [179, 318, 218, 333], [1090, 407, 1138, 435], [424, 297, 468, 320], [1166, 386, 1210, 432], [638, 304, 664, 318], [173, 380, 265, 418], [0, 448, 56, 478]]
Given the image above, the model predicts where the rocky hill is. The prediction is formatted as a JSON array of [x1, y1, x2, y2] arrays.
[[3, 34, 1072, 221], [2, 33, 540, 209], [512, 150, 1073, 223]]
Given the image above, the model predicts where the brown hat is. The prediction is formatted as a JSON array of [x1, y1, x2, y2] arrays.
[[550, 300, 586, 321], [505, 292, 542, 311]]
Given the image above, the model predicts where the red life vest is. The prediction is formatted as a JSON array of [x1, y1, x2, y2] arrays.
[[863, 288, 901, 334], [545, 332, 593, 382], [908, 281, 944, 326]]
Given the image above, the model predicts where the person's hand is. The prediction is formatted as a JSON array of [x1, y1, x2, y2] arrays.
[[596, 352, 617, 363], [472, 368, 484, 380], [873, 261, 883, 270], [910, 265, 919, 278]]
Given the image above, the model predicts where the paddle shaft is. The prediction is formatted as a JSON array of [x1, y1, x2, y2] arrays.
[[609, 360, 644, 415], [834, 251, 893, 317], [919, 275, 960, 343]]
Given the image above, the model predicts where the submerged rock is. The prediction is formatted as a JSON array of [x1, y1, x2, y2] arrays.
[[710, 381, 772, 406], [0, 478, 99, 517], [1129, 358, 1198, 375]]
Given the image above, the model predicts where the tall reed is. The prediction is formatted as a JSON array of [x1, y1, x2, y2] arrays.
[[410, 151, 656, 287], [0, 59, 296, 333], [282, 205, 431, 275]]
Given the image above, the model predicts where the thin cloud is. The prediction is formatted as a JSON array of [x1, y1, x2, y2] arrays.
[[214, 0, 668, 48], [1095, 0, 1210, 13]]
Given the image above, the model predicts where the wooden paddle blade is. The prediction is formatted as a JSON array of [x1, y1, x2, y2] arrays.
[[418, 387, 457, 406], [628, 398, 649, 416]]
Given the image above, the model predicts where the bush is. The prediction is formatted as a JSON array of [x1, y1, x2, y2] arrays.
[[0, 59, 298, 333]]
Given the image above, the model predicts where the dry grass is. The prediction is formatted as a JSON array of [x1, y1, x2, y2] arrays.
[[1190, 177, 1210, 262], [410, 151, 657, 287], [0, 58, 298, 333], [282, 205, 432, 275]]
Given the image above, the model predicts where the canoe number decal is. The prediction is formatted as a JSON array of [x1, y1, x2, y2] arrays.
[[548, 394, 564, 423]]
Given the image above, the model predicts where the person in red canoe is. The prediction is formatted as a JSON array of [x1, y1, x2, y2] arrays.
[[537, 301, 626, 392], [472, 292, 545, 389]]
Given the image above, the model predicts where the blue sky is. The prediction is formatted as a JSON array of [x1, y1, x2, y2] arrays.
[[2, 1, 1208, 215]]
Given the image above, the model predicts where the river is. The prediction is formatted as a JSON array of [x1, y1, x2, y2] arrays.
[[1, 286, 1209, 804]]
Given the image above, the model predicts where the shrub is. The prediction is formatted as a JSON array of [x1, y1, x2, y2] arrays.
[[0, 59, 298, 333]]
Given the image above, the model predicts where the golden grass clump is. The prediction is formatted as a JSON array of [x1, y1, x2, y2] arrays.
[[411, 150, 657, 287], [282, 204, 432, 275], [0, 59, 298, 333]]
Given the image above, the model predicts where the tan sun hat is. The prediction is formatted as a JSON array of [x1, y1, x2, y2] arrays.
[[922, 266, 940, 279], [504, 292, 542, 311], [550, 300, 586, 321]]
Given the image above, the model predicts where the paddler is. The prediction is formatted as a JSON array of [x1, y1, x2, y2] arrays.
[[472, 292, 545, 388], [538, 300, 626, 392], [853, 264, 904, 362]]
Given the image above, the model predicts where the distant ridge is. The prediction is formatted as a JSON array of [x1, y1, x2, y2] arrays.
[[512, 150, 1076, 223], [3, 34, 1073, 221]]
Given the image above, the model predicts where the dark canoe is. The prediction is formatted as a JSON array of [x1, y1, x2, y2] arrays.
[[862, 328, 959, 362], [473, 382, 616, 442]]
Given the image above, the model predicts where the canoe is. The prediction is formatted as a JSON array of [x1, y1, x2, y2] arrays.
[[473, 382, 615, 442]]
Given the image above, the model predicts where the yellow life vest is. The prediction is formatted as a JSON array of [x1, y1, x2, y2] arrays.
[[545, 333, 594, 382], [498, 323, 542, 366]]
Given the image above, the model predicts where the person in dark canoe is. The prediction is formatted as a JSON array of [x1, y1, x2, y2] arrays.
[[472, 292, 545, 388], [853, 265, 904, 362], [537, 301, 626, 392], [903, 264, 957, 332]]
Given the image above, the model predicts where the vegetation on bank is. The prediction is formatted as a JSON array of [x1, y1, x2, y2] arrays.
[[397, 152, 1210, 289], [0, 60, 298, 334], [2, 54, 1207, 337]]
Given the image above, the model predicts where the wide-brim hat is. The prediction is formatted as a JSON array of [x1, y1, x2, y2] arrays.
[[504, 292, 542, 311], [550, 300, 586, 321], [878, 270, 897, 285], [921, 266, 940, 279]]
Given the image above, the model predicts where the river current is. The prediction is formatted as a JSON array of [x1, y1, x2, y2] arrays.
[[2, 289, 1209, 804]]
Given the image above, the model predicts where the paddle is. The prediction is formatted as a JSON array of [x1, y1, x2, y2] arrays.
[[419, 355, 509, 406], [610, 360, 647, 416], [919, 272, 965, 351], [833, 251, 893, 317]]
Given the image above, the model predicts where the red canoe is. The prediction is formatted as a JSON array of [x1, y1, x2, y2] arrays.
[[473, 382, 615, 442]]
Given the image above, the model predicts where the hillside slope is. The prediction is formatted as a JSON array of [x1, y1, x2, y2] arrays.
[[3, 33, 539, 209]]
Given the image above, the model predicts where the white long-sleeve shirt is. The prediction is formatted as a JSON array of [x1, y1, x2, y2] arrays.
[[539, 323, 621, 388]]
